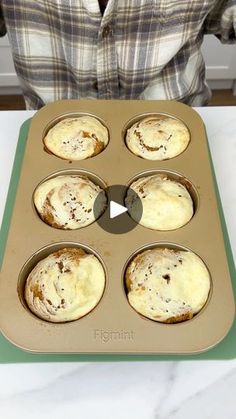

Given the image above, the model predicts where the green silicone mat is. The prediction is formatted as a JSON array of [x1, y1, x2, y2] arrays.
[[0, 119, 235, 363]]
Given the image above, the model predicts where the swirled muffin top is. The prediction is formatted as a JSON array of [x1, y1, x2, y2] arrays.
[[34, 175, 107, 229], [125, 174, 193, 230], [25, 248, 106, 322], [126, 116, 190, 160], [125, 248, 210, 323], [44, 116, 109, 160]]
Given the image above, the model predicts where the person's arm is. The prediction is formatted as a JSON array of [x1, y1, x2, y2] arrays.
[[204, 0, 236, 43], [0, 4, 6, 37]]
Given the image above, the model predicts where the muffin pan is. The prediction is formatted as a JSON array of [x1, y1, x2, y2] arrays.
[[0, 100, 234, 354]]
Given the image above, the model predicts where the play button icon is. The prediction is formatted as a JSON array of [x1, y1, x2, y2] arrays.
[[93, 184, 143, 234], [110, 201, 128, 219]]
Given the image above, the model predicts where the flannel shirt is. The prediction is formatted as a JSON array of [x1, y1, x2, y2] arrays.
[[0, 0, 236, 109]]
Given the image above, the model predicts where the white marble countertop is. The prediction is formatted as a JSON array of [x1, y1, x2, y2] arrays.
[[0, 107, 236, 418]]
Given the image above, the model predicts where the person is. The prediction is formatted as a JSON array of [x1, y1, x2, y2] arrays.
[[0, 0, 235, 109]]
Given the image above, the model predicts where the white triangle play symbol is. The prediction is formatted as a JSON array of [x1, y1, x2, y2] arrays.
[[110, 200, 128, 219]]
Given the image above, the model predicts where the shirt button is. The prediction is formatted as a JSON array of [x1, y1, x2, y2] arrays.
[[102, 25, 111, 38]]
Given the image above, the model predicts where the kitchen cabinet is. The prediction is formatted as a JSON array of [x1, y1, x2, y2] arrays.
[[0, 35, 19, 90], [201, 35, 236, 93]]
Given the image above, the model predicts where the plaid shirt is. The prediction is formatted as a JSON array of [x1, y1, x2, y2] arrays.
[[0, 0, 236, 109]]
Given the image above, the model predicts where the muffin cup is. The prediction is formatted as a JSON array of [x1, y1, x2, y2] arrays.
[[125, 169, 199, 230], [18, 241, 107, 323], [123, 242, 212, 324], [32, 169, 108, 229], [42, 112, 110, 160], [123, 112, 190, 160]]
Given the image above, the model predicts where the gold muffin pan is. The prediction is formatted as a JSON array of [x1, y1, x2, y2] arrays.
[[0, 100, 234, 354]]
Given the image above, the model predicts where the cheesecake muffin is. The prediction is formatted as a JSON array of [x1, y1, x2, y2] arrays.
[[126, 115, 190, 160], [34, 174, 107, 229], [125, 248, 210, 323], [44, 116, 109, 160], [25, 248, 106, 322], [125, 174, 193, 230]]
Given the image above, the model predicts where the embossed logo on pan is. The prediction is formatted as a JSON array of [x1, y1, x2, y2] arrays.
[[94, 329, 134, 343]]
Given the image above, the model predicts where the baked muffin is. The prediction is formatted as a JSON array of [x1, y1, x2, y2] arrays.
[[44, 116, 109, 160], [125, 248, 210, 323], [126, 115, 190, 160], [125, 174, 193, 230], [34, 175, 107, 229], [25, 248, 106, 322]]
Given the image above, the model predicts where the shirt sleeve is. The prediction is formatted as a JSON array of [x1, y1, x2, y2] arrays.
[[204, 0, 236, 43], [0, 4, 7, 37]]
